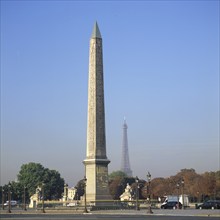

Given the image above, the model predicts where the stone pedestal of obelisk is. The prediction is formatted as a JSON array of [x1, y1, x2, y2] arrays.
[[83, 22, 111, 205]]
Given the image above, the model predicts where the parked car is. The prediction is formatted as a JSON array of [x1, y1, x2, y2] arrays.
[[163, 195, 189, 207], [4, 200, 18, 207], [196, 200, 220, 209], [161, 201, 182, 209]]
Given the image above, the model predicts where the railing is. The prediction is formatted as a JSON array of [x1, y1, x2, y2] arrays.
[[1, 199, 164, 212], [36, 199, 159, 211]]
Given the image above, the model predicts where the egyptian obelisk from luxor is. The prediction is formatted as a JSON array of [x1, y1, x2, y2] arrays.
[[83, 22, 111, 203]]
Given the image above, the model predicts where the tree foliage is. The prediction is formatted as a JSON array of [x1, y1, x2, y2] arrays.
[[141, 169, 220, 202], [0, 182, 24, 204], [108, 169, 220, 201], [17, 163, 45, 196], [108, 171, 146, 199], [74, 179, 85, 200], [109, 171, 127, 180], [17, 162, 64, 200], [1, 167, 219, 203]]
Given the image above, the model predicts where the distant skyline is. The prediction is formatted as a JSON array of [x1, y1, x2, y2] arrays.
[[1, 0, 219, 186]]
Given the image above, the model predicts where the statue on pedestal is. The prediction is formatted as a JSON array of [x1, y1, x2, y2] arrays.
[[29, 186, 41, 208], [120, 183, 132, 201]]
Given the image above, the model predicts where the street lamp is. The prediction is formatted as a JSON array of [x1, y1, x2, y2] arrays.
[[41, 183, 45, 213], [23, 186, 27, 211], [83, 176, 88, 213], [64, 183, 68, 206], [2, 188, 4, 210], [197, 191, 200, 203], [7, 182, 11, 213], [181, 178, 185, 210], [147, 172, 153, 214], [176, 183, 180, 209], [135, 176, 140, 211]]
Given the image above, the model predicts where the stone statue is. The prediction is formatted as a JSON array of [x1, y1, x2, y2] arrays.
[[120, 183, 132, 201], [29, 186, 41, 208]]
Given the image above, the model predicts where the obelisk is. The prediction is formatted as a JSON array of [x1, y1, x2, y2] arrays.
[[83, 22, 111, 204]]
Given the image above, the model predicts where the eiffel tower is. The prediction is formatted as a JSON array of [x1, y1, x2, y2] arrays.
[[121, 119, 133, 177]]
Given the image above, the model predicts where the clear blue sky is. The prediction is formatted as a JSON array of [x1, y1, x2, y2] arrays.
[[1, 0, 219, 186]]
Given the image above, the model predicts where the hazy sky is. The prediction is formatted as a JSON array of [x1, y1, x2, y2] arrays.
[[1, 0, 219, 186]]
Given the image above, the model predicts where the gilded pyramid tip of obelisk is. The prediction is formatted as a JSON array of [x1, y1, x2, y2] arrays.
[[91, 21, 102, 39]]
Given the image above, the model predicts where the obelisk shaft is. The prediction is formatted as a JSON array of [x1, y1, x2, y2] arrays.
[[84, 22, 111, 203], [87, 23, 106, 159]]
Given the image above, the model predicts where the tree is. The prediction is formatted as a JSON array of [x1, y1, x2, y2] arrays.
[[108, 171, 137, 199], [109, 176, 123, 199], [130, 178, 146, 199], [17, 162, 64, 200], [17, 163, 45, 196], [43, 168, 64, 200], [147, 169, 220, 202], [215, 171, 220, 199], [109, 171, 127, 180], [202, 172, 217, 199], [74, 179, 85, 200], [0, 181, 27, 204]]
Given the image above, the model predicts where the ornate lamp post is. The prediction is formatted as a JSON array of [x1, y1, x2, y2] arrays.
[[135, 176, 140, 211], [181, 178, 185, 210], [23, 186, 27, 211], [41, 183, 45, 213], [7, 182, 11, 213], [197, 191, 200, 203], [176, 183, 180, 209], [2, 189, 4, 210], [83, 176, 88, 213], [147, 172, 153, 214], [64, 183, 68, 206]]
